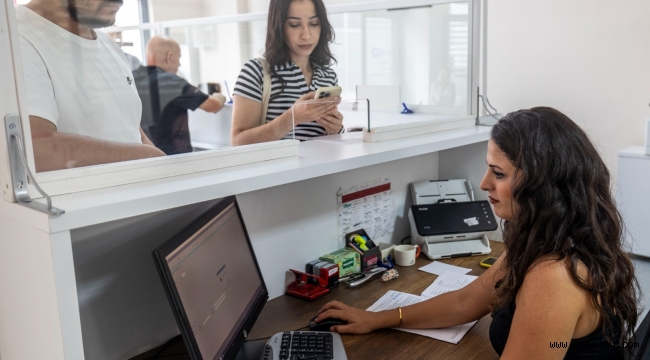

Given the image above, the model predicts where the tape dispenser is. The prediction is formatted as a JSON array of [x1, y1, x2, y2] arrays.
[[285, 269, 330, 301]]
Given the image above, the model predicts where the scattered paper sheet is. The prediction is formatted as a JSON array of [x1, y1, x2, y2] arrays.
[[421, 272, 478, 299], [397, 323, 477, 344], [366, 290, 426, 312], [366, 288, 477, 344], [337, 178, 395, 246], [418, 261, 472, 276]]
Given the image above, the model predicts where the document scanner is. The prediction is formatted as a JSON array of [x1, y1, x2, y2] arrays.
[[408, 180, 498, 259]]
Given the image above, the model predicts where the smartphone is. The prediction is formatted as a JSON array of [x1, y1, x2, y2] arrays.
[[480, 257, 498, 268], [314, 86, 342, 99]]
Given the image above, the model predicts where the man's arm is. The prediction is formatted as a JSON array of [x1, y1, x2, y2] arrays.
[[198, 93, 227, 113], [140, 127, 155, 146], [30, 116, 165, 172]]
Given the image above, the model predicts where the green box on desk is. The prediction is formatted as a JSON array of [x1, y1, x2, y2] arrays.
[[320, 249, 360, 277]]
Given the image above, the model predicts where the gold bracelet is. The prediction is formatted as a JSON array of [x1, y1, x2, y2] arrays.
[[398, 306, 403, 328]]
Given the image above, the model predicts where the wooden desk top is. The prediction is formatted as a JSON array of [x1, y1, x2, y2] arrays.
[[131, 241, 504, 360], [248, 241, 504, 360]]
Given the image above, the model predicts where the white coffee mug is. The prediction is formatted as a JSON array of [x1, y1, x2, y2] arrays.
[[394, 244, 421, 266]]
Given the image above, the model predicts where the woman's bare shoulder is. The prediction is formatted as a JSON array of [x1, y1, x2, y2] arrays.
[[520, 255, 589, 299]]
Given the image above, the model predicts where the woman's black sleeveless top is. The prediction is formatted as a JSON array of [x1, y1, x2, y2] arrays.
[[489, 301, 624, 359]]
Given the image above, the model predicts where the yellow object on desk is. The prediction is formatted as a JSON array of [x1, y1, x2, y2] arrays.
[[480, 256, 498, 268], [350, 235, 369, 251]]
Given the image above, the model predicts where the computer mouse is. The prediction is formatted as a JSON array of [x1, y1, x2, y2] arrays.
[[308, 315, 348, 332]]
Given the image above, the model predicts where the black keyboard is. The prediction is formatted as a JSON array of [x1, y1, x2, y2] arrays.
[[262, 331, 348, 360]]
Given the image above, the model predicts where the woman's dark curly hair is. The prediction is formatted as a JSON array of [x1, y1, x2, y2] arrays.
[[264, 0, 336, 82], [492, 107, 638, 343]]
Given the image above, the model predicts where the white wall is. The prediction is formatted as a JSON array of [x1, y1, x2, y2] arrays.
[[487, 0, 650, 180], [238, 152, 439, 299]]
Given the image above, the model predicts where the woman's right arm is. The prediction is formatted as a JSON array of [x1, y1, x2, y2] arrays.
[[316, 252, 507, 334], [231, 93, 341, 146], [230, 94, 294, 146]]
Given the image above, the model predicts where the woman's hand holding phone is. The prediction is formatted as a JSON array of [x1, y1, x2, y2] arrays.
[[291, 92, 340, 125], [317, 108, 343, 134]]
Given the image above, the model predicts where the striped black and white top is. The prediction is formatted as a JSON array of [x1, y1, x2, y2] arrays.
[[233, 59, 339, 141]]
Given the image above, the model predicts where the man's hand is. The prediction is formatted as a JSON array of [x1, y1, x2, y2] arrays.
[[199, 93, 227, 113]]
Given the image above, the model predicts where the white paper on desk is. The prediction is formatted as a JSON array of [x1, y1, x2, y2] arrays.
[[418, 261, 472, 276], [398, 322, 477, 345], [337, 178, 395, 247], [365, 290, 477, 344], [421, 271, 478, 299], [366, 290, 426, 312]]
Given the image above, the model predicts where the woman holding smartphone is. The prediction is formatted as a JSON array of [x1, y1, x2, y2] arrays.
[[231, 0, 343, 146], [315, 107, 639, 360]]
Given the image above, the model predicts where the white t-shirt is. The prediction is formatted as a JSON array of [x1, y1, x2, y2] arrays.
[[16, 6, 142, 144]]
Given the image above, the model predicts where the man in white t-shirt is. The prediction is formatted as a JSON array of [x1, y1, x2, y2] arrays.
[[16, 0, 165, 172]]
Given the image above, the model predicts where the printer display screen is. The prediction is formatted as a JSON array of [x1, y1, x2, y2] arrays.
[[411, 201, 498, 236]]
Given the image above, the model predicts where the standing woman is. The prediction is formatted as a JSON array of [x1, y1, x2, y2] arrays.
[[315, 107, 639, 360], [231, 0, 343, 146]]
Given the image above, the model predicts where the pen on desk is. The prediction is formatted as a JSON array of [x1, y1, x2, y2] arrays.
[[224, 80, 234, 104], [348, 242, 364, 255]]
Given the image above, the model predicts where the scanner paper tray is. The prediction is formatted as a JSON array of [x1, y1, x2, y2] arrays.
[[422, 235, 491, 260]]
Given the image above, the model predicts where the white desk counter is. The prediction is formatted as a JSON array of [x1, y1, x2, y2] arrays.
[[2, 125, 491, 233], [0, 125, 491, 360]]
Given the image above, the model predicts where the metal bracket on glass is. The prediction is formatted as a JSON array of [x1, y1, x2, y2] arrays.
[[4, 114, 65, 216]]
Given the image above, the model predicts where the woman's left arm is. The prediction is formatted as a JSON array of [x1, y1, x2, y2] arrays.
[[501, 260, 585, 360]]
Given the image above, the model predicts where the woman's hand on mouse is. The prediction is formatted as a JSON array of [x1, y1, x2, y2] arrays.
[[316, 300, 386, 334]]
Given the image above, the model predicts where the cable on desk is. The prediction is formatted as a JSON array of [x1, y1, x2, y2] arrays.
[[401, 236, 411, 244], [246, 325, 310, 342]]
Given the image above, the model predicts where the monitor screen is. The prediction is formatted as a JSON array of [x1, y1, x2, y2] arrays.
[[153, 196, 268, 360]]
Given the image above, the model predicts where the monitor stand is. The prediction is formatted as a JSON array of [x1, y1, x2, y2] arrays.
[[234, 340, 266, 360]]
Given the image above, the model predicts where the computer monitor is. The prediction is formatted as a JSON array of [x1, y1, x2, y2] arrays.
[[152, 196, 269, 360]]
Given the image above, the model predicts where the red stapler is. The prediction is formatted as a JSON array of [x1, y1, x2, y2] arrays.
[[285, 269, 330, 301]]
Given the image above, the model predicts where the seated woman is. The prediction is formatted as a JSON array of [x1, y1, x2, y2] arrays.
[[315, 107, 638, 360], [231, 0, 343, 146]]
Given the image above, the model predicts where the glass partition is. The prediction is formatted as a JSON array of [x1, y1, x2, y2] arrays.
[[2, 0, 481, 196], [105, 29, 148, 69], [330, 3, 470, 113]]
